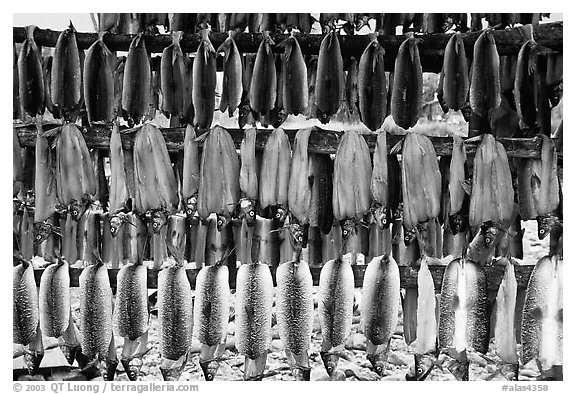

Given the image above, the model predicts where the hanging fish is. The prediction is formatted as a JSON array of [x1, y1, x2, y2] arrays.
[[182, 125, 200, 219], [318, 257, 354, 380], [161, 31, 187, 118], [108, 122, 131, 236], [39, 257, 70, 338], [51, 22, 83, 121], [235, 262, 274, 380], [315, 30, 344, 123], [84, 33, 115, 124], [288, 128, 313, 225], [259, 127, 291, 217], [217, 31, 243, 117], [249, 32, 276, 116], [358, 34, 387, 131], [239, 128, 258, 224], [361, 254, 400, 376], [18, 25, 45, 118], [391, 36, 423, 129], [192, 29, 216, 131], [13, 256, 39, 345], [469, 29, 501, 119], [276, 259, 314, 380], [442, 32, 469, 111], [447, 135, 470, 234], [193, 261, 230, 381], [122, 33, 151, 124], [282, 34, 308, 116]]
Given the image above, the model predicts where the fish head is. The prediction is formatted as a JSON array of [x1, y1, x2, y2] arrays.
[[216, 214, 232, 231], [184, 195, 198, 220], [273, 205, 289, 226], [373, 206, 392, 229], [366, 353, 388, 377], [408, 353, 439, 381], [288, 222, 307, 251], [33, 222, 54, 245], [103, 358, 119, 381], [150, 210, 168, 234], [448, 212, 465, 235], [341, 219, 358, 241], [69, 200, 86, 221], [199, 359, 220, 381], [404, 227, 417, 246], [320, 351, 340, 377], [109, 214, 124, 238], [120, 357, 142, 381], [446, 358, 469, 381], [238, 198, 256, 226], [55, 203, 68, 216], [536, 215, 557, 240], [467, 222, 504, 264]]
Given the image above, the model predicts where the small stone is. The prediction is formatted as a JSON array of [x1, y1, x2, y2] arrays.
[[520, 368, 540, 378], [387, 352, 411, 366], [270, 339, 284, 352]]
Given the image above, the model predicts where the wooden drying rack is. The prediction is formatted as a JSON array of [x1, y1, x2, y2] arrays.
[[14, 21, 563, 291]]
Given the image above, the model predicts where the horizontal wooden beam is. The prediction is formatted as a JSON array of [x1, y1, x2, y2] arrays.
[[32, 262, 534, 291], [13, 21, 562, 73], [14, 122, 563, 159]]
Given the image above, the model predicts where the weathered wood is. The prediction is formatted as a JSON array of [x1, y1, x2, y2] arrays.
[[13, 21, 562, 73], [14, 122, 563, 159], [32, 262, 534, 291]]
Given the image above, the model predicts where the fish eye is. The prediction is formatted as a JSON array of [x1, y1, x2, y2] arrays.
[[275, 212, 281, 218], [110, 227, 116, 233], [417, 367, 423, 374], [187, 209, 192, 215], [485, 236, 492, 244], [207, 373, 212, 380], [298, 236, 303, 242], [218, 220, 223, 226], [249, 210, 255, 217], [539, 229, 545, 234], [343, 229, 348, 236], [153, 222, 159, 228], [72, 210, 78, 216], [35, 234, 42, 240]]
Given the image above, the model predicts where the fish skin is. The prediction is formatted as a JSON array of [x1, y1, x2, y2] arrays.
[[235, 262, 273, 361], [55, 123, 97, 209], [308, 153, 334, 234], [391, 37, 423, 130], [13, 261, 39, 345], [332, 130, 372, 221], [13, 128, 24, 197], [193, 264, 229, 347], [108, 123, 129, 215], [132, 124, 179, 215], [34, 129, 57, 224], [182, 125, 200, 218], [259, 127, 291, 211], [79, 262, 113, 359], [43, 56, 61, 118], [197, 126, 240, 221], [276, 260, 314, 357], [438, 258, 489, 354], [122, 34, 151, 124], [93, 150, 109, 209], [217, 33, 243, 117], [249, 34, 277, 116], [51, 23, 83, 121], [39, 260, 70, 338], [315, 31, 344, 123], [494, 257, 518, 363], [84, 38, 115, 124], [239, 127, 259, 201], [18, 26, 45, 117], [362, 254, 400, 375], [470, 29, 501, 119], [158, 260, 193, 361], [358, 35, 387, 131], [282, 35, 308, 116], [192, 31, 217, 131], [442, 32, 469, 111], [513, 39, 538, 129], [114, 262, 148, 340], [318, 258, 354, 348], [370, 132, 389, 220], [469, 134, 514, 230], [160, 32, 187, 117], [521, 256, 563, 369]]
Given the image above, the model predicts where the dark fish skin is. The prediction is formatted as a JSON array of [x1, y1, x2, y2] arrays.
[[51, 23, 83, 121], [466, 223, 506, 265], [79, 262, 113, 359], [192, 31, 217, 131], [521, 256, 562, 368], [406, 353, 437, 381], [114, 263, 148, 341], [193, 264, 229, 348], [249, 34, 276, 116], [315, 31, 344, 124], [84, 38, 115, 124], [122, 34, 151, 124], [470, 29, 501, 119], [442, 32, 469, 111], [13, 261, 39, 345], [18, 25, 45, 117], [391, 37, 423, 130], [358, 36, 387, 131], [514, 39, 538, 129], [282, 36, 308, 116], [438, 258, 489, 354]]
